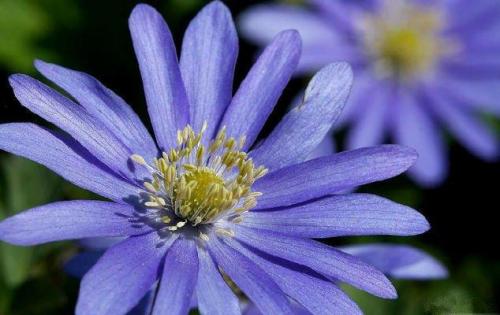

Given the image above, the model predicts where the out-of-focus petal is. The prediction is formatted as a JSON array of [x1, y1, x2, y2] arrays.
[[392, 92, 447, 187], [340, 244, 448, 279]]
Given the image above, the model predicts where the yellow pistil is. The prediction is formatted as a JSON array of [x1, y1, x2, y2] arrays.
[[360, 0, 456, 79], [132, 123, 267, 228]]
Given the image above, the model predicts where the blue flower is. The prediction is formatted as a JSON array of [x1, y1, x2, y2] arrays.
[[240, 0, 500, 186], [0, 2, 444, 314]]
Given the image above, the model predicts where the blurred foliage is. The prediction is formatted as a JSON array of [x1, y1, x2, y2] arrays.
[[0, 0, 80, 73]]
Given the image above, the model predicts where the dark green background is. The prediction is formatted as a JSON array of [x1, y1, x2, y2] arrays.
[[0, 0, 499, 314]]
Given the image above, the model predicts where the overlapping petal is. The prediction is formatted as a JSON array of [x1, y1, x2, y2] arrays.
[[34, 60, 158, 159], [209, 236, 292, 315], [76, 233, 176, 315], [8, 75, 144, 181], [0, 123, 139, 202], [152, 238, 198, 315], [196, 245, 241, 315], [251, 62, 352, 171], [234, 226, 397, 299], [227, 237, 362, 315]]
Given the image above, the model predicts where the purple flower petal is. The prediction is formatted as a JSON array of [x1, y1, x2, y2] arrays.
[[233, 226, 397, 299], [152, 238, 198, 315], [425, 89, 499, 161], [392, 92, 447, 187], [346, 83, 390, 149], [244, 194, 429, 238], [226, 237, 362, 315], [340, 244, 448, 280], [180, 1, 238, 139], [76, 232, 176, 315], [0, 201, 148, 246], [34, 60, 158, 159], [196, 245, 241, 315], [8, 75, 145, 181], [254, 145, 417, 209], [220, 30, 301, 150], [209, 236, 292, 315], [129, 4, 189, 151], [436, 76, 500, 116], [239, 4, 338, 47], [307, 131, 336, 160], [251, 62, 352, 171], [0, 123, 139, 202]]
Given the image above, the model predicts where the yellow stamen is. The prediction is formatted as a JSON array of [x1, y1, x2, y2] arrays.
[[132, 124, 266, 228]]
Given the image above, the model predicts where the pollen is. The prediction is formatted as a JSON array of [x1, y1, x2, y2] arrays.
[[360, 0, 456, 79], [132, 123, 267, 228]]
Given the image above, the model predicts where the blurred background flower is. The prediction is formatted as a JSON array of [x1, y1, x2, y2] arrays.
[[0, 0, 499, 314], [240, 0, 500, 187]]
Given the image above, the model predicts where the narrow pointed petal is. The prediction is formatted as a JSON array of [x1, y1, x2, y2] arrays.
[[209, 236, 292, 315], [244, 194, 429, 237], [76, 233, 177, 315], [239, 4, 339, 47], [254, 145, 417, 209], [129, 4, 189, 150], [8, 75, 143, 181], [196, 245, 241, 315], [234, 226, 397, 299], [393, 93, 447, 187], [227, 238, 362, 315], [180, 1, 238, 138], [0, 123, 139, 202], [220, 30, 301, 149], [0, 201, 148, 246], [152, 238, 198, 315], [340, 244, 448, 279], [34, 60, 158, 159], [427, 90, 499, 160], [251, 62, 352, 171]]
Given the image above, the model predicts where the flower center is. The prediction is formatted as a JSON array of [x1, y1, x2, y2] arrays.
[[131, 123, 267, 230], [360, 0, 455, 79]]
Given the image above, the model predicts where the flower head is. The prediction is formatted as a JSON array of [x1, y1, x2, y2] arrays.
[[240, 0, 500, 186], [0, 2, 444, 314]]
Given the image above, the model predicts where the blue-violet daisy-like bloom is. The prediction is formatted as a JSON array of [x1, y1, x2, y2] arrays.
[[240, 0, 500, 186], [0, 2, 444, 315]]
